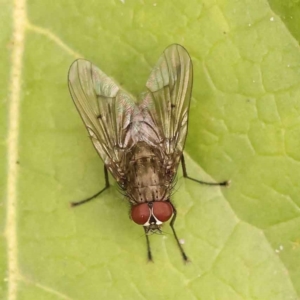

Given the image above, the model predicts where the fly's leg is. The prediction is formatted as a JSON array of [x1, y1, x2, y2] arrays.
[[71, 166, 110, 207], [170, 204, 189, 262], [181, 155, 228, 186], [144, 227, 153, 262]]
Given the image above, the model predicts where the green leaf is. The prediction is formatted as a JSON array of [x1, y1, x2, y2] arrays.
[[3, 0, 300, 299]]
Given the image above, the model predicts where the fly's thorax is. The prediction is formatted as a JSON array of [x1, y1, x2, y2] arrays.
[[130, 201, 173, 230], [125, 142, 174, 204]]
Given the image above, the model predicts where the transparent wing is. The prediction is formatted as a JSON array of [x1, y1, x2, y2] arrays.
[[68, 59, 136, 182], [142, 44, 193, 167]]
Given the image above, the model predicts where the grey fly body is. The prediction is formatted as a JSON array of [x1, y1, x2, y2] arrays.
[[68, 44, 228, 262]]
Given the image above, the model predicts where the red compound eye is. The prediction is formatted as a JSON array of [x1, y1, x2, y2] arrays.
[[152, 202, 173, 222], [131, 203, 151, 225]]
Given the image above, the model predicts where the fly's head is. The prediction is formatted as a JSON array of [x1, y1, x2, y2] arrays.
[[130, 201, 173, 233]]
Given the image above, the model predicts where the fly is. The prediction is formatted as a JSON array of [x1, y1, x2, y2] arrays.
[[68, 44, 228, 262]]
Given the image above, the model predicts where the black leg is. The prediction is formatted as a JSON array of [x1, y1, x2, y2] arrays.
[[181, 155, 228, 186], [144, 227, 153, 262], [71, 166, 110, 207], [170, 204, 189, 262]]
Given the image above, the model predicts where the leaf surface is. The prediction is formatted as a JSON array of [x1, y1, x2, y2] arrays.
[[3, 0, 300, 299]]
